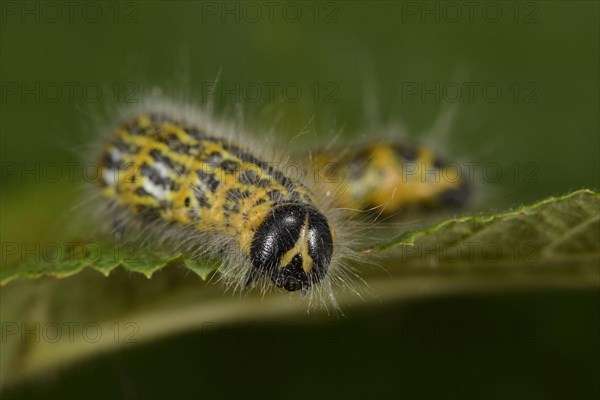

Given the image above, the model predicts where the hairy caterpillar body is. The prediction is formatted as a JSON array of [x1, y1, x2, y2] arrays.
[[97, 112, 337, 294], [313, 141, 470, 217]]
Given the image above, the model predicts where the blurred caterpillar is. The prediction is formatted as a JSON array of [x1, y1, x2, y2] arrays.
[[312, 141, 470, 218], [96, 110, 355, 309]]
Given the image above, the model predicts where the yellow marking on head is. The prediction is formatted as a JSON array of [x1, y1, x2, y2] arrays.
[[278, 214, 314, 273]]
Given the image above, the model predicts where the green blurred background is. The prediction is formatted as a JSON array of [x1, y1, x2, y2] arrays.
[[1, 1, 598, 399]]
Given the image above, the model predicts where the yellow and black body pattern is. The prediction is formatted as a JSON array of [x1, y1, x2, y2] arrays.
[[98, 113, 334, 292], [313, 141, 470, 217]]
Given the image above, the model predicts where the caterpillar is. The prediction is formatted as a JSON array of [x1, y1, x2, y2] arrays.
[[312, 141, 470, 218], [96, 110, 351, 307], [94, 102, 470, 308]]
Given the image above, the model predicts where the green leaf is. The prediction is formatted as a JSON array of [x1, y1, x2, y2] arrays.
[[366, 189, 600, 263], [3, 190, 597, 287], [1, 189, 598, 388], [0, 241, 190, 285]]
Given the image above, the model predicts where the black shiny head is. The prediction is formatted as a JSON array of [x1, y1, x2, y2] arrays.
[[249, 203, 334, 292]]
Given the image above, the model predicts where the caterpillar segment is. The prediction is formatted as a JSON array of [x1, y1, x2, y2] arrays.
[[313, 141, 470, 217], [98, 113, 335, 293]]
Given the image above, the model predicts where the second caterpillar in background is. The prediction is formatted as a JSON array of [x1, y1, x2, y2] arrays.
[[311, 141, 470, 219]]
